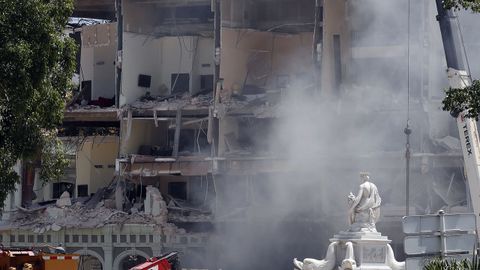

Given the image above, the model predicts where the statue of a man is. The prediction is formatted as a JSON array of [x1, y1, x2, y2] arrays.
[[347, 172, 381, 232]]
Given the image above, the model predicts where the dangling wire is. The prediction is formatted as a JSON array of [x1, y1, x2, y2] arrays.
[[404, 0, 412, 216], [455, 14, 472, 80]]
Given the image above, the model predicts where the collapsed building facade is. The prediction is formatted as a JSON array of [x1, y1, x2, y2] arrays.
[[1, 0, 477, 269]]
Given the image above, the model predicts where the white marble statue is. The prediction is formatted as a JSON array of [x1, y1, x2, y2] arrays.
[[292, 172, 404, 270], [340, 242, 356, 270], [347, 172, 381, 232], [386, 244, 405, 270], [293, 242, 338, 270]]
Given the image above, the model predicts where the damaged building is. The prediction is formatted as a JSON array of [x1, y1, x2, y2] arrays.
[[1, 0, 477, 269]]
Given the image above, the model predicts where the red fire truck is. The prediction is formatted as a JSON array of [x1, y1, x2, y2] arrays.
[[129, 252, 179, 270]]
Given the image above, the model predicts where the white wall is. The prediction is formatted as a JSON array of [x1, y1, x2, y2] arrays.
[[93, 45, 116, 99], [2, 161, 22, 221], [120, 33, 214, 106], [121, 32, 161, 106], [80, 23, 117, 100], [159, 36, 196, 95], [80, 47, 94, 84]]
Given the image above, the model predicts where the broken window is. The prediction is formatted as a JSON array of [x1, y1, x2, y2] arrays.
[[200, 75, 214, 92], [171, 73, 190, 94], [168, 182, 187, 200], [77, 185, 89, 197], [138, 74, 152, 88], [222, 0, 315, 31], [237, 118, 273, 154], [53, 182, 75, 199], [167, 128, 210, 156], [80, 80, 92, 103]]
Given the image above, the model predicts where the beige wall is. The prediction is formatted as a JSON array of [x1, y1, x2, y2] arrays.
[[220, 29, 314, 98], [80, 23, 117, 100], [76, 136, 120, 196], [120, 120, 169, 156], [123, 0, 158, 34]]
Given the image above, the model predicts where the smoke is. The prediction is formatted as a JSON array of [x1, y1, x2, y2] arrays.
[[197, 1, 480, 270], [458, 10, 480, 79]]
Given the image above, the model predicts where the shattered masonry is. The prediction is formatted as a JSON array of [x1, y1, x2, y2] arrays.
[[1, 0, 476, 270]]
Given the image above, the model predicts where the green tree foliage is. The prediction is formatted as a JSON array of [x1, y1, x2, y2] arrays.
[[440, 1, 479, 118], [0, 0, 76, 209], [443, 0, 480, 12], [424, 258, 471, 270], [424, 253, 480, 270], [443, 80, 480, 120]]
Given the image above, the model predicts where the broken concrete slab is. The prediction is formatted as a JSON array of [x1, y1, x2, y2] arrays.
[[435, 135, 461, 151], [56, 191, 72, 207], [115, 180, 125, 211], [51, 224, 61, 231], [144, 186, 168, 218], [46, 207, 66, 219], [104, 199, 116, 209]]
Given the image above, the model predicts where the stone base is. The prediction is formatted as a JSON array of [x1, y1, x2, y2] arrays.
[[331, 231, 392, 270]]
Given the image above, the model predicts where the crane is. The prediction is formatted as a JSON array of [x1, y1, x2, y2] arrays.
[[434, 0, 480, 238]]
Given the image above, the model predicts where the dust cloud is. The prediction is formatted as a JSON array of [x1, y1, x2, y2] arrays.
[[201, 1, 480, 270]]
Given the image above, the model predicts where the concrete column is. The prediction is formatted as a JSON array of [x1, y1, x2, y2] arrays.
[[2, 231, 10, 247], [13, 161, 22, 208], [103, 246, 113, 270], [33, 168, 43, 203], [43, 182, 53, 201], [103, 226, 114, 270], [152, 231, 163, 258], [2, 193, 12, 221]]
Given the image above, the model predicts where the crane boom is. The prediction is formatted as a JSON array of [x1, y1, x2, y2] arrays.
[[435, 0, 480, 238]]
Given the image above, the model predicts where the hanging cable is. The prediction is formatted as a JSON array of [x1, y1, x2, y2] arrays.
[[455, 15, 473, 80], [404, 0, 412, 216]]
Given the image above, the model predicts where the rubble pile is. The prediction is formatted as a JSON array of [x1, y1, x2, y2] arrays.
[[9, 186, 186, 236], [221, 93, 279, 118], [66, 104, 117, 112], [128, 92, 213, 111]]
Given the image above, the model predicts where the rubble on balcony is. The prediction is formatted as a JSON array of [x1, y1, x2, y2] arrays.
[[120, 155, 212, 177], [5, 182, 194, 236], [126, 92, 213, 112], [164, 195, 212, 223], [64, 97, 119, 122], [220, 92, 279, 118]]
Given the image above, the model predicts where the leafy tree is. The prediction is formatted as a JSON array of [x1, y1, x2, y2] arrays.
[[443, 0, 480, 12], [443, 80, 480, 120], [440, 1, 480, 117], [0, 0, 76, 209]]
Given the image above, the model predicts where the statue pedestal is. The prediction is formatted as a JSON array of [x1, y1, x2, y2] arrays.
[[331, 231, 392, 270], [292, 175, 404, 270]]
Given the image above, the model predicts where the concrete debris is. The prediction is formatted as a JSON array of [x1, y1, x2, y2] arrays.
[[127, 92, 213, 111], [168, 212, 213, 223], [144, 186, 168, 224], [66, 104, 117, 112], [115, 180, 125, 211], [9, 201, 181, 235], [55, 191, 72, 208], [222, 93, 279, 118], [103, 199, 116, 209], [51, 224, 62, 232], [7, 176, 201, 240], [434, 136, 461, 151], [46, 207, 65, 219]]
